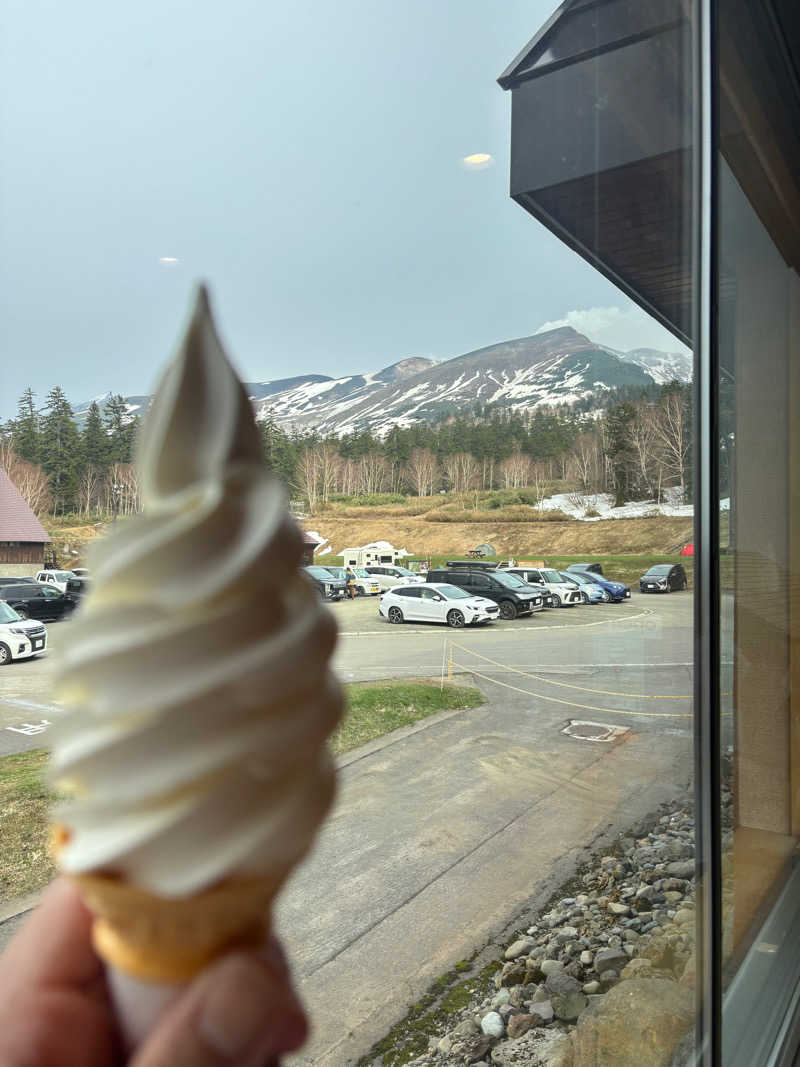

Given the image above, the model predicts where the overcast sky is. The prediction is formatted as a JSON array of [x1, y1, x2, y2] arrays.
[[0, 0, 688, 422]]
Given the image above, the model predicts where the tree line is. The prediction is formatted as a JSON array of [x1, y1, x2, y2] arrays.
[[0, 381, 691, 519]]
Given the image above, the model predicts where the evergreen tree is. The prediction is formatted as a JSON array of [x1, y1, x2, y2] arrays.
[[104, 394, 137, 463], [12, 388, 41, 464], [605, 401, 638, 507], [41, 386, 81, 514], [82, 401, 110, 471]]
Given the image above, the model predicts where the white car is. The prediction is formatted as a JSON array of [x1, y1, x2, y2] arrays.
[[379, 582, 499, 628], [0, 600, 48, 664], [35, 569, 78, 593], [503, 566, 583, 607], [365, 565, 426, 591]]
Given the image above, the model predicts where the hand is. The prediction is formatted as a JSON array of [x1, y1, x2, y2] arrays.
[[0, 878, 308, 1066]]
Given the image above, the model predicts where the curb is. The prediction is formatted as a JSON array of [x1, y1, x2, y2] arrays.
[[0, 889, 43, 925]]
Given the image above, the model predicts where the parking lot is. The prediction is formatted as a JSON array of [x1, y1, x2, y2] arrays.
[[0, 590, 698, 754]]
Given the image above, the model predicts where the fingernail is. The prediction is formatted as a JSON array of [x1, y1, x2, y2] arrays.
[[198, 954, 276, 1058]]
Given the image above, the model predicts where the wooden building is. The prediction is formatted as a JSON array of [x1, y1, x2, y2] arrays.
[[0, 469, 51, 575]]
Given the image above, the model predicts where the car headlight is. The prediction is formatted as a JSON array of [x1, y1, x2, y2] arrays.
[[324, 583, 331, 592], [9, 627, 28, 635]]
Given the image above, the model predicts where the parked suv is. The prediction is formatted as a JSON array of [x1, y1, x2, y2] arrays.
[[426, 565, 543, 620], [0, 578, 75, 621], [503, 566, 582, 608], [322, 566, 380, 597], [639, 563, 688, 593], [302, 566, 347, 600], [0, 600, 47, 664], [567, 568, 631, 602], [566, 562, 604, 576]]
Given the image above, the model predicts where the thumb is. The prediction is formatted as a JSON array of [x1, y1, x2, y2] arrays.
[[129, 949, 308, 1067]]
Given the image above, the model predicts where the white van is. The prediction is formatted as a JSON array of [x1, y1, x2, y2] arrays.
[[0, 601, 48, 664]]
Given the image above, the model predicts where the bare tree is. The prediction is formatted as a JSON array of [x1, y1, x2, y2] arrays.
[[78, 466, 103, 516], [295, 449, 321, 513], [316, 444, 340, 506], [653, 393, 690, 501], [442, 452, 479, 493], [0, 443, 52, 515], [357, 452, 389, 494], [627, 406, 660, 499], [499, 449, 532, 489], [408, 448, 439, 496]]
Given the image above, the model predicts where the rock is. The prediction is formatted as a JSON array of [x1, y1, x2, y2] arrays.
[[546, 971, 581, 997], [571, 978, 693, 1066], [607, 902, 631, 916], [674, 909, 695, 926], [666, 861, 695, 879], [680, 952, 697, 988], [491, 989, 511, 1009], [582, 980, 600, 994], [531, 985, 551, 1004], [594, 946, 629, 973], [540, 959, 563, 976], [506, 1013, 537, 1039], [453, 1018, 480, 1038], [464, 1035, 493, 1064], [490, 1029, 571, 1066], [529, 1000, 554, 1024], [620, 958, 655, 981], [499, 960, 527, 986], [664, 891, 683, 905], [552, 991, 588, 1021], [504, 938, 534, 960], [556, 926, 579, 942], [580, 950, 594, 966], [437, 1035, 452, 1055], [480, 1011, 504, 1038]]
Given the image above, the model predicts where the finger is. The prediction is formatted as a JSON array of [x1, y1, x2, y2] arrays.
[[130, 950, 308, 1067], [0, 988, 119, 1067], [0, 878, 103, 990]]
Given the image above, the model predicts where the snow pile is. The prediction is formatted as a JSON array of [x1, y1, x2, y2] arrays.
[[537, 488, 698, 521], [361, 540, 410, 558], [306, 530, 331, 554]]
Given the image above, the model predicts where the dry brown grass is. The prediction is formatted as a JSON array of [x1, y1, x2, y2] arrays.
[[305, 515, 693, 559]]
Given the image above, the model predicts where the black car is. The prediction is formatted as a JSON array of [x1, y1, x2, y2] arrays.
[[302, 566, 347, 600], [566, 562, 604, 576], [0, 579, 75, 621], [639, 563, 688, 593], [426, 566, 543, 620]]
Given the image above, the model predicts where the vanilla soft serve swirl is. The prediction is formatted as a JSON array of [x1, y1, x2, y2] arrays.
[[51, 286, 341, 897]]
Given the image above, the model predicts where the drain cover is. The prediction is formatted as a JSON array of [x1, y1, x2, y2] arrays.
[[562, 720, 629, 743]]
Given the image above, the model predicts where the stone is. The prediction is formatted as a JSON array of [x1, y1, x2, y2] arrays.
[[480, 1012, 504, 1038], [594, 946, 629, 973], [531, 985, 551, 1003], [580, 950, 594, 966], [491, 989, 511, 1009], [582, 980, 600, 994], [552, 991, 589, 1021], [437, 1035, 452, 1055], [571, 978, 693, 1067], [546, 971, 581, 997], [529, 1000, 554, 1024], [489, 1029, 572, 1066], [674, 909, 695, 926], [666, 861, 695, 879], [540, 959, 563, 976], [499, 960, 527, 986], [620, 958, 655, 981], [504, 938, 534, 961], [664, 891, 683, 904], [506, 1013, 537, 1039], [607, 902, 631, 916], [465, 1035, 493, 1064], [453, 1018, 480, 1038]]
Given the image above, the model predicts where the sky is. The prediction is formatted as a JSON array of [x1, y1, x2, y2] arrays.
[[0, 0, 688, 422]]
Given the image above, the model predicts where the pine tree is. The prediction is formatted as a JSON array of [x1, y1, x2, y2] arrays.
[[12, 388, 41, 465], [40, 386, 81, 514], [104, 395, 137, 464], [82, 401, 111, 470]]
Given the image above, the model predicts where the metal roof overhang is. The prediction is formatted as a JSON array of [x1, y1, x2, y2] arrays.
[[499, 0, 800, 348]]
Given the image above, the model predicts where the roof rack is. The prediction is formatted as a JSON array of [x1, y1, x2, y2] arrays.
[[444, 560, 499, 570]]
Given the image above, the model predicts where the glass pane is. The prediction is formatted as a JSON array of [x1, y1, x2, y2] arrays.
[[518, 0, 681, 76], [0, 2, 705, 1065]]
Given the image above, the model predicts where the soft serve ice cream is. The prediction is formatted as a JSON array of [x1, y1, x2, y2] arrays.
[[51, 285, 341, 900]]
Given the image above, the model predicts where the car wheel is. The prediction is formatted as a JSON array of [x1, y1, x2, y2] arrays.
[[388, 606, 404, 624], [601, 591, 611, 603], [0, 643, 11, 665], [15, 608, 28, 619], [447, 609, 465, 628], [665, 584, 672, 594], [551, 593, 562, 608], [498, 600, 517, 620], [580, 591, 588, 604]]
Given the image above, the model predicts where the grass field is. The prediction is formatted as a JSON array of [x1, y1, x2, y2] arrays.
[[0, 681, 483, 904]]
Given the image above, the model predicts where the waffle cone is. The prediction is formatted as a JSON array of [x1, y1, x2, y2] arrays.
[[69, 870, 282, 984]]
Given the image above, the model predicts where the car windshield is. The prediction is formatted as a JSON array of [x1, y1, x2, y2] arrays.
[[542, 569, 562, 583], [564, 572, 590, 586], [0, 601, 22, 623], [436, 585, 470, 600], [307, 567, 336, 579], [54, 572, 75, 580], [393, 567, 416, 577], [646, 565, 672, 575], [325, 567, 346, 577], [354, 568, 371, 578], [493, 572, 525, 588]]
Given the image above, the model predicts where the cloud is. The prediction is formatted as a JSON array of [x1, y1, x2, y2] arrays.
[[535, 305, 690, 355]]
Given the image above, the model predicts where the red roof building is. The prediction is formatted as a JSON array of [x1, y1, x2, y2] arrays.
[[0, 469, 51, 570]]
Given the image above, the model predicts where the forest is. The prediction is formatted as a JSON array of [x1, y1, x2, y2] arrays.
[[0, 381, 692, 519]]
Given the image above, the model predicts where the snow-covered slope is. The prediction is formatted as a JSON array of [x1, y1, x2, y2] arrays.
[[617, 347, 692, 385]]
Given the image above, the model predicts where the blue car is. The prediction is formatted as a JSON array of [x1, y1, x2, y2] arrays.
[[568, 569, 631, 603], [559, 571, 607, 604]]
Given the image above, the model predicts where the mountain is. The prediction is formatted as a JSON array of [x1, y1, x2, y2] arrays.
[[616, 347, 692, 385], [250, 327, 662, 436], [71, 328, 690, 438]]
